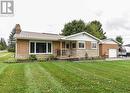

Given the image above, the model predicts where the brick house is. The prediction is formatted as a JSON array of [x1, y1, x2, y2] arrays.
[[14, 24, 120, 60]]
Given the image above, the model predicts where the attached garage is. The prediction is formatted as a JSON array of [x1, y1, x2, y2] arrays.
[[99, 39, 120, 58]]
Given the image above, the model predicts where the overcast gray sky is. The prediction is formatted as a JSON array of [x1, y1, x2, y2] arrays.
[[0, 0, 130, 44]]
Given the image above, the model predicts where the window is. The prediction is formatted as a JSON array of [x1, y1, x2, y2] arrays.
[[66, 43, 69, 49], [79, 42, 85, 48], [36, 43, 46, 53], [30, 41, 52, 54], [72, 43, 76, 48], [92, 42, 97, 49], [30, 42, 35, 53]]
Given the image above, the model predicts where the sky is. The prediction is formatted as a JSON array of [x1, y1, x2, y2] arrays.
[[0, 0, 130, 44]]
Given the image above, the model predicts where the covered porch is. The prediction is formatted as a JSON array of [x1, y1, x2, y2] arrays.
[[54, 40, 78, 59]]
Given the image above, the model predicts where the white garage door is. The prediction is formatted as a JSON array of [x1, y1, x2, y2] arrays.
[[109, 49, 117, 58]]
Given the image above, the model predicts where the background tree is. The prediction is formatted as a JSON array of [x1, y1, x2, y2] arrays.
[[0, 38, 7, 50], [61, 20, 86, 36], [8, 26, 16, 52], [0, 44, 2, 50], [116, 36, 123, 44], [62, 20, 106, 39], [85, 20, 106, 39]]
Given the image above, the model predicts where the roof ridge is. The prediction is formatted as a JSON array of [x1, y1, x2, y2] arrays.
[[22, 31, 60, 35], [42, 32, 59, 35]]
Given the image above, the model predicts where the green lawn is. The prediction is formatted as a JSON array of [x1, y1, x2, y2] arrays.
[[0, 52, 130, 93]]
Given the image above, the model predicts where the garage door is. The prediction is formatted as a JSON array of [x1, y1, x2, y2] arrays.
[[109, 49, 117, 58]]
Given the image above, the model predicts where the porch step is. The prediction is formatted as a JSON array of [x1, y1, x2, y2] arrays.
[[57, 57, 80, 61]]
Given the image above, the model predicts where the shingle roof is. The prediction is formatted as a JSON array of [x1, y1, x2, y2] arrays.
[[15, 31, 102, 42], [15, 31, 64, 40], [100, 38, 121, 45]]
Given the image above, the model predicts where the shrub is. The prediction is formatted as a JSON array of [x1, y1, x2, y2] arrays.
[[8, 47, 15, 52], [47, 54, 57, 61], [85, 52, 88, 59], [29, 55, 37, 60], [86, 56, 105, 60]]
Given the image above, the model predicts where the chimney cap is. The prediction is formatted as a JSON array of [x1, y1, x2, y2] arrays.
[[16, 24, 20, 27]]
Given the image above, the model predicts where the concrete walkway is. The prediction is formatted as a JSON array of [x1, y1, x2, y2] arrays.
[[0, 53, 10, 58], [106, 57, 130, 61], [0, 50, 7, 53]]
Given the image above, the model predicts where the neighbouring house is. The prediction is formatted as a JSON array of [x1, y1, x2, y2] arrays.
[[99, 39, 121, 58], [14, 24, 120, 60]]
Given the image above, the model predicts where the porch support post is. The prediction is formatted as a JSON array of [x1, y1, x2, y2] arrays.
[[69, 41, 71, 56], [76, 41, 78, 49], [60, 40, 62, 57]]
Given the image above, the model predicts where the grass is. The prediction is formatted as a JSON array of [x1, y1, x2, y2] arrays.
[[0, 52, 14, 62], [0, 52, 130, 93]]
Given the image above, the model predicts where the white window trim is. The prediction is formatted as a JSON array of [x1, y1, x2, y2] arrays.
[[29, 41, 53, 54], [91, 42, 97, 49], [78, 41, 85, 49]]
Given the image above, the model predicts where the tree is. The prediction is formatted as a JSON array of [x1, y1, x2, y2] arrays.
[[116, 36, 123, 44], [0, 44, 2, 50], [61, 20, 106, 39], [8, 26, 16, 52], [85, 20, 106, 40], [0, 38, 7, 50], [61, 20, 86, 36]]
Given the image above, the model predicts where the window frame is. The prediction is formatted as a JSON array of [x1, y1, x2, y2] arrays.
[[29, 41, 53, 54], [91, 42, 97, 49], [78, 41, 85, 49]]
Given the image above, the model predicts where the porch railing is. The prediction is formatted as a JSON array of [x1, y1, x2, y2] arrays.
[[54, 49, 77, 57]]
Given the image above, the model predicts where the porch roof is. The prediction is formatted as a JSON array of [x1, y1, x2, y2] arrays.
[[61, 32, 101, 41]]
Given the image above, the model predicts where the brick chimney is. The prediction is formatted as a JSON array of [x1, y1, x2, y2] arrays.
[[15, 24, 21, 34]]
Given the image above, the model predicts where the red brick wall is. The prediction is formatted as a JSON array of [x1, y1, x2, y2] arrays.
[[16, 39, 29, 59], [99, 44, 119, 57]]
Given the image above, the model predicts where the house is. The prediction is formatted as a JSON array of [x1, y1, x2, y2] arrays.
[[14, 24, 120, 60], [99, 39, 121, 58]]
